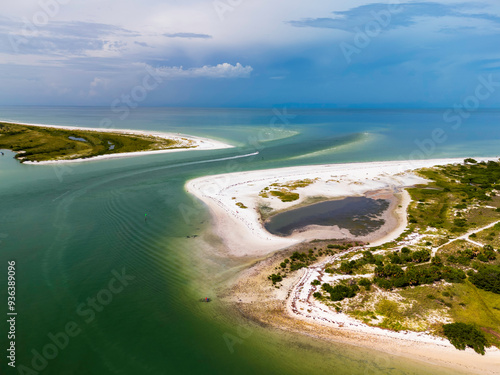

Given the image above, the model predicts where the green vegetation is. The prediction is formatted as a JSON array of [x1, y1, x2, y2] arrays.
[[306, 160, 500, 352], [328, 250, 382, 275], [321, 282, 359, 301], [267, 274, 283, 285], [407, 160, 500, 233], [0, 122, 188, 162], [358, 278, 372, 290], [235, 202, 248, 209], [269, 190, 300, 202], [259, 179, 316, 202], [388, 247, 430, 265], [443, 323, 489, 355], [267, 243, 355, 286], [376, 299, 407, 331], [475, 222, 500, 247], [470, 266, 500, 294], [438, 241, 498, 269], [271, 179, 316, 189], [374, 263, 465, 289]]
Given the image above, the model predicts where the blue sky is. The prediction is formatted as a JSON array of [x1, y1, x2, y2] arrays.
[[1, 0, 500, 107]]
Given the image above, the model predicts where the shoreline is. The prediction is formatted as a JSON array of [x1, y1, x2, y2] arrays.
[[0, 121, 234, 164], [190, 156, 500, 374], [186, 157, 497, 257], [225, 242, 500, 375]]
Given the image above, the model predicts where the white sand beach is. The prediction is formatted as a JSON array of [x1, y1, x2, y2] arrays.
[[227, 234, 500, 375], [2, 121, 233, 164], [197, 156, 500, 373], [187, 157, 497, 257]]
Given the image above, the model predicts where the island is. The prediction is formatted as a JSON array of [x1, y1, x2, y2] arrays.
[[0, 122, 233, 163], [187, 157, 500, 375]]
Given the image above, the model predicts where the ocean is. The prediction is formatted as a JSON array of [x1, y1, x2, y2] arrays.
[[1, 106, 498, 374]]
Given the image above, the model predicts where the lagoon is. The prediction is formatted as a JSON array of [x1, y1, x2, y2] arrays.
[[265, 197, 389, 236], [1, 106, 497, 374]]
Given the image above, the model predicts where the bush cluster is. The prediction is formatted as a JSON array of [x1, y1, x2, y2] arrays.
[[321, 282, 359, 301], [443, 322, 489, 355], [469, 266, 500, 294], [389, 247, 430, 264], [374, 263, 465, 290], [447, 245, 497, 266], [338, 251, 381, 274]]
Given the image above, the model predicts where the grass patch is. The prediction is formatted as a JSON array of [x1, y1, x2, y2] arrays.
[[400, 281, 500, 348], [269, 190, 300, 202], [0, 122, 187, 162], [235, 202, 248, 209], [259, 179, 317, 202], [474, 222, 500, 247], [407, 161, 500, 234]]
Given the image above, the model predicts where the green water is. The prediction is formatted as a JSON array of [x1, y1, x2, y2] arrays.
[[1, 107, 498, 374]]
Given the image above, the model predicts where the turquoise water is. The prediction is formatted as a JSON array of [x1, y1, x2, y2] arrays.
[[1, 107, 499, 374]]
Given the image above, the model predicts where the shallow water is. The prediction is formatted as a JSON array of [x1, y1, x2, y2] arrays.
[[68, 136, 87, 142], [265, 197, 389, 236], [1, 106, 497, 374]]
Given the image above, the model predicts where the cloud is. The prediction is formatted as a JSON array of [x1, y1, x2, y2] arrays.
[[89, 77, 109, 96], [163, 32, 212, 39], [134, 41, 150, 47], [1, 19, 135, 55], [288, 2, 500, 32], [147, 62, 253, 78]]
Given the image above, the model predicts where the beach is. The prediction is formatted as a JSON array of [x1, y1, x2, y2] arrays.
[[3, 105, 500, 375], [187, 157, 497, 257], [1, 121, 234, 164], [189, 157, 500, 374], [225, 246, 500, 375]]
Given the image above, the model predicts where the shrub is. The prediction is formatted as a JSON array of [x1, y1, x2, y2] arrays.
[[441, 267, 466, 283], [322, 283, 359, 301], [390, 253, 402, 264], [374, 277, 393, 290], [377, 299, 401, 320], [358, 278, 372, 290], [469, 266, 500, 294], [311, 279, 320, 286], [412, 249, 431, 263], [431, 255, 443, 267], [290, 262, 307, 271], [443, 323, 488, 355], [268, 274, 282, 284], [340, 260, 356, 274]]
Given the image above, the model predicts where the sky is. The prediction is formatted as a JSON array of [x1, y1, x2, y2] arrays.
[[1, 0, 500, 108]]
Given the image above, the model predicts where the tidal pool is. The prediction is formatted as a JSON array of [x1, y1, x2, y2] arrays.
[[264, 196, 390, 236], [68, 136, 87, 142]]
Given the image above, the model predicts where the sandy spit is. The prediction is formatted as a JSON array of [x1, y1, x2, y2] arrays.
[[186, 157, 498, 257], [1, 121, 233, 164]]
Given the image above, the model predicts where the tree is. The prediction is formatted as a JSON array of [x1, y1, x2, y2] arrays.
[[470, 266, 500, 294], [431, 255, 443, 267], [443, 323, 488, 355], [412, 249, 431, 263]]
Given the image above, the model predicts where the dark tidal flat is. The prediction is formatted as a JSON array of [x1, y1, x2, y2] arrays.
[[264, 197, 390, 236]]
